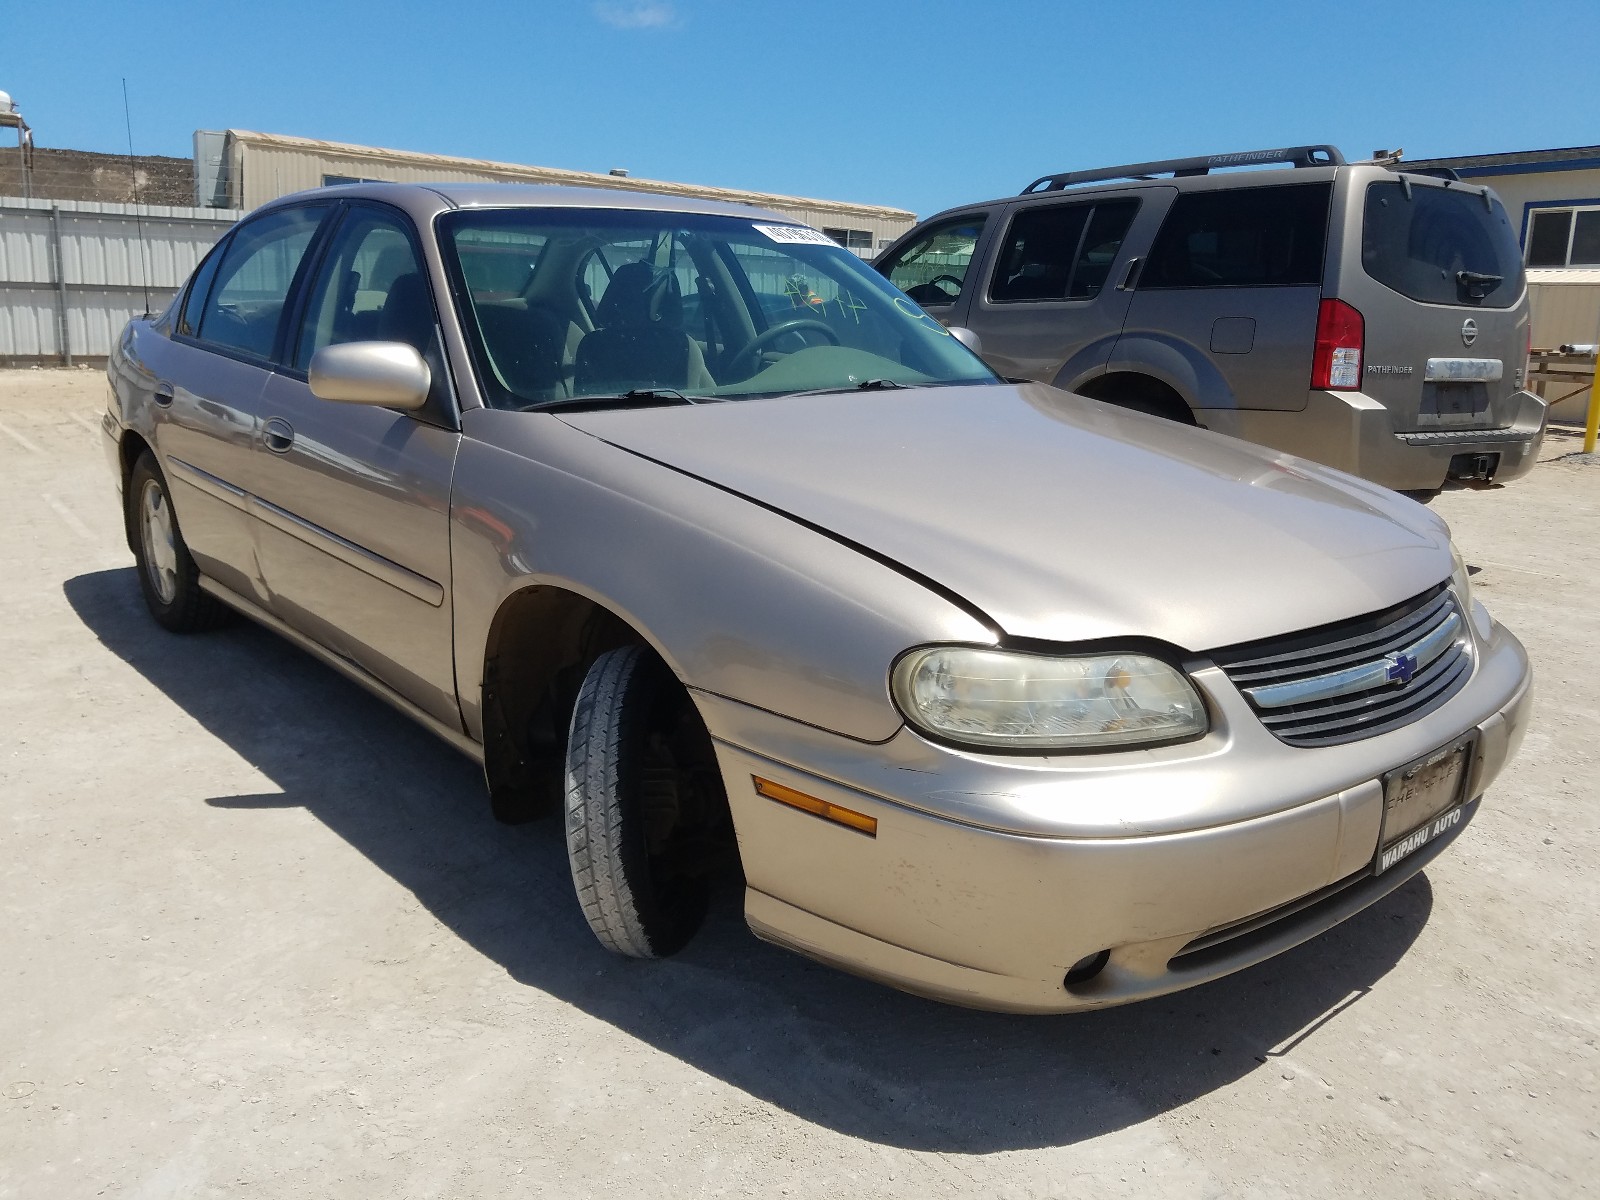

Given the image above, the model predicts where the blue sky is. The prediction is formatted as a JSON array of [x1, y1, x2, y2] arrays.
[[3, 0, 1593, 218]]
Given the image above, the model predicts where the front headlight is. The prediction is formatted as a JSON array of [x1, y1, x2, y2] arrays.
[[891, 646, 1208, 751], [1450, 543, 1492, 640]]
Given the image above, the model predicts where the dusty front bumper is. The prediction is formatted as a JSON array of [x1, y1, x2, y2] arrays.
[[695, 622, 1532, 1013], [1222, 389, 1547, 491]]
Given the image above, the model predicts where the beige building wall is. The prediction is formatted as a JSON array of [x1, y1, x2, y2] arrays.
[[1481, 167, 1600, 240], [220, 130, 915, 254]]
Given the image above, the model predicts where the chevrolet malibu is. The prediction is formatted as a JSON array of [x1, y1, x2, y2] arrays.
[[103, 183, 1532, 1013]]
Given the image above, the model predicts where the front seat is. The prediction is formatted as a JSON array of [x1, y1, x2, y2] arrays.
[[574, 262, 714, 394]]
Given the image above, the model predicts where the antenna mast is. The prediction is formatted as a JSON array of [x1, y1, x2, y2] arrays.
[[122, 78, 152, 317]]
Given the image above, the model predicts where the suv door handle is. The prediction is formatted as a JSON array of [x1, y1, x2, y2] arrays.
[[1115, 257, 1143, 292], [262, 417, 295, 454]]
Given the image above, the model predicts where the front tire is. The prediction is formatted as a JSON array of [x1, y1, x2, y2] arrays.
[[563, 646, 727, 958], [127, 451, 229, 633]]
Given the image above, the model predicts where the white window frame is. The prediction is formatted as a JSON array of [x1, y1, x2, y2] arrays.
[[1525, 203, 1600, 267]]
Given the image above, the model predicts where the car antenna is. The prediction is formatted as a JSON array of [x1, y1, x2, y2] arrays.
[[121, 78, 152, 318]]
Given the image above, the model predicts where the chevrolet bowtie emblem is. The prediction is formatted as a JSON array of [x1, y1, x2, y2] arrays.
[[1385, 652, 1419, 685]]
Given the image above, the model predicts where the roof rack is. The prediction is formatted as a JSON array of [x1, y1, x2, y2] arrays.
[[1021, 145, 1346, 194]]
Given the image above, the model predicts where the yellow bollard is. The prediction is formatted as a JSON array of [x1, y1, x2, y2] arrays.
[[1587, 354, 1600, 455]]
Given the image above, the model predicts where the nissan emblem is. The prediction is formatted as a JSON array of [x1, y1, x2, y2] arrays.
[[1462, 318, 1478, 347]]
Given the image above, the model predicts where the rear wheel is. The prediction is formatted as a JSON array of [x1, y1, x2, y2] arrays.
[[127, 452, 229, 633], [563, 646, 731, 958]]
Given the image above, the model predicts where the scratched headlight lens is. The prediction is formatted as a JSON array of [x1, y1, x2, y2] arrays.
[[892, 647, 1207, 750]]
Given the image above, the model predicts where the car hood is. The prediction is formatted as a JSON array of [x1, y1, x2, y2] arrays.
[[559, 383, 1452, 651]]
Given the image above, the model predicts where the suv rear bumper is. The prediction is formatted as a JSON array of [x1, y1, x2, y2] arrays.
[[1220, 389, 1547, 491]]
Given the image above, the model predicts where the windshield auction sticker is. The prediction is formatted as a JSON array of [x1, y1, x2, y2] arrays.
[[754, 224, 837, 246]]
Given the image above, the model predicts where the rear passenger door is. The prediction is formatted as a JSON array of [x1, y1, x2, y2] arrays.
[[1114, 183, 1330, 412], [965, 195, 1149, 385], [156, 204, 331, 604]]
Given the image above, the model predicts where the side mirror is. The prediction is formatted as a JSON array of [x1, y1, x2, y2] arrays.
[[948, 326, 983, 356], [308, 342, 431, 411]]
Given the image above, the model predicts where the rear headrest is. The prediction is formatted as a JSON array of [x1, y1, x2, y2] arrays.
[[596, 262, 682, 329]]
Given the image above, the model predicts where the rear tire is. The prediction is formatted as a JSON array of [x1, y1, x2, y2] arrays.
[[563, 646, 727, 958], [127, 452, 230, 633]]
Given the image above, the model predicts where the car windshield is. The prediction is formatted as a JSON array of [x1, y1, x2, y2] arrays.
[[438, 207, 1000, 410]]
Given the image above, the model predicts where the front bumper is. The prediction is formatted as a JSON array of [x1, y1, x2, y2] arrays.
[[1224, 389, 1547, 491], [696, 621, 1532, 1013]]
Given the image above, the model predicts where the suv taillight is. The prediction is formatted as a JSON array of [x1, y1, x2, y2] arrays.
[[1312, 299, 1364, 390]]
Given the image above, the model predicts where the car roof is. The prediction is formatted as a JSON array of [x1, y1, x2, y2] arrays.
[[254, 180, 794, 225]]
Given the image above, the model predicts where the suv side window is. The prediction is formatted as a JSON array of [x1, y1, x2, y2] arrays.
[[197, 206, 327, 360], [1141, 183, 1330, 289], [879, 215, 987, 308], [991, 199, 1139, 303]]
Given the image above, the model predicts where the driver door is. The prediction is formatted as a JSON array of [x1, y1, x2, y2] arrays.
[[250, 203, 464, 728]]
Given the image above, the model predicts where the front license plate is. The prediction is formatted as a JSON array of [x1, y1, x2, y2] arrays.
[[1374, 738, 1473, 875]]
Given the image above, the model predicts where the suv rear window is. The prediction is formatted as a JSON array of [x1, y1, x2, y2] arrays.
[[1362, 180, 1525, 309], [1141, 183, 1330, 290]]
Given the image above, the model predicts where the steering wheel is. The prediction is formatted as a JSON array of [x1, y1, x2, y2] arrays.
[[926, 274, 965, 296], [723, 318, 840, 378]]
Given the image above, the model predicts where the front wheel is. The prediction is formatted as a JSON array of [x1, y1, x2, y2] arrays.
[[127, 451, 229, 633], [563, 645, 731, 958]]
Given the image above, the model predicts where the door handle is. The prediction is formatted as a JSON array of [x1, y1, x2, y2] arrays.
[[262, 417, 295, 454], [1115, 257, 1143, 291], [153, 382, 175, 407]]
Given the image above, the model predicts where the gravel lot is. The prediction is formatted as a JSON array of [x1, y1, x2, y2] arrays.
[[2, 367, 1596, 1199]]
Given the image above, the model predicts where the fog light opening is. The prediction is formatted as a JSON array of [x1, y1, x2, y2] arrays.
[[1064, 950, 1111, 988]]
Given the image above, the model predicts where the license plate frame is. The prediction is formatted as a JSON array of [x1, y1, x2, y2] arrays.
[[1373, 736, 1475, 875]]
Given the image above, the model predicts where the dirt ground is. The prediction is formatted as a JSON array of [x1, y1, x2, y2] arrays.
[[2, 366, 1596, 1199]]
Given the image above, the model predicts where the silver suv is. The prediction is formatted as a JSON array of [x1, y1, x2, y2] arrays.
[[877, 145, 1547, 491]]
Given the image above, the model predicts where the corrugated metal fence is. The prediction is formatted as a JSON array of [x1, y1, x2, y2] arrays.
[[0, 196, 241, 363]]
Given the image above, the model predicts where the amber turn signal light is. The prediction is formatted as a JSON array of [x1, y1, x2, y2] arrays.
[[752, 776, 878, 837]]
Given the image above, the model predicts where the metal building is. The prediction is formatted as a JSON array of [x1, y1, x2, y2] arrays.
[[195, 129, 915, 257]]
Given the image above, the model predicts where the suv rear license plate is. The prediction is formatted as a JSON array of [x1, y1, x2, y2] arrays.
[[1374, 738, 1474, 875]]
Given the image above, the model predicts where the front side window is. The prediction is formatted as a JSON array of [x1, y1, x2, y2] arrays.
[[1363, 180, 1525, 307], [293, 208, 435, 371], [1142, 184, 1330, 290], [441, 208, 998, 411], [990, 199, 1139, 303], [877, 215, 988, 308], [198, 206, 327, 360]]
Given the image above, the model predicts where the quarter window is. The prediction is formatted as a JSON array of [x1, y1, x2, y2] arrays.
[[878, 215, 987, 307], [1142, 184, 1330, 289], [177, 243, 225, 338], [990, 199, 1138, 303], [198, 206, 327, 360]]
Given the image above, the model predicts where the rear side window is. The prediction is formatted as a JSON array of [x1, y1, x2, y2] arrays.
[[990, 199, 1138, 303], [198, 206, 327, 360], [176, 243, 225, 337], [1142, 183, 1330, 289], [878, 215, 987, 308], [1362, 181, 1525, 308]]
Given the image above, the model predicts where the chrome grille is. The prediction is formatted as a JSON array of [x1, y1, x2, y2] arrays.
[[1213, 585, 1472, 748]]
